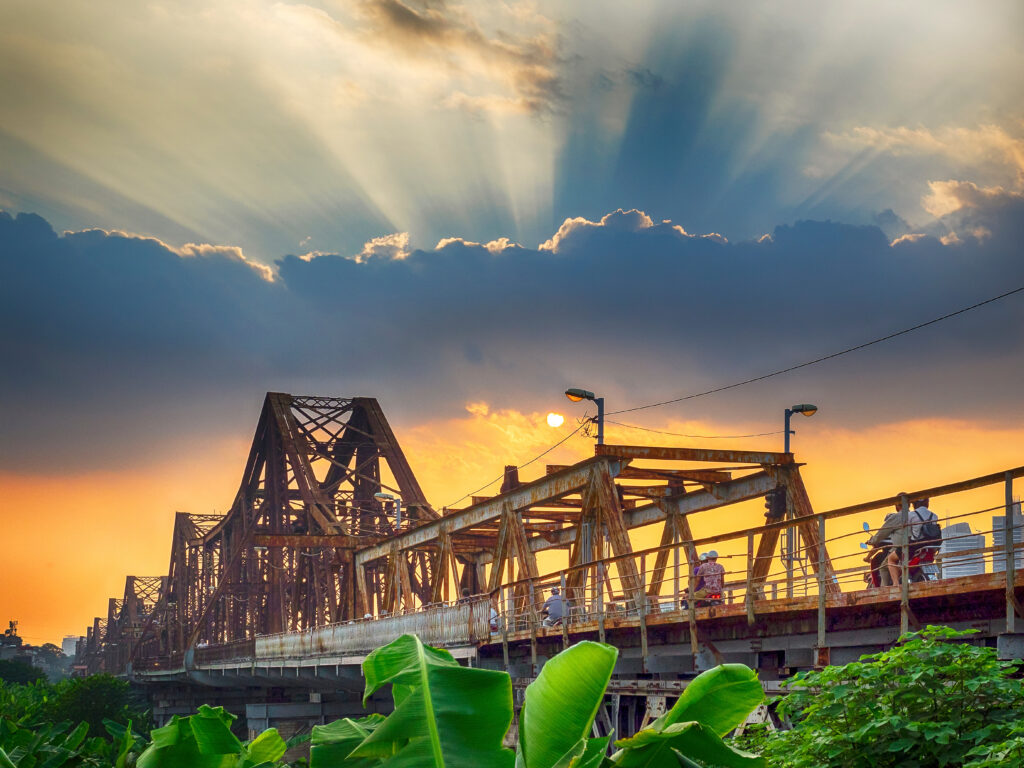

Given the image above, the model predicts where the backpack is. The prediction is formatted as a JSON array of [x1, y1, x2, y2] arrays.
[[913, 509, 941, 542]]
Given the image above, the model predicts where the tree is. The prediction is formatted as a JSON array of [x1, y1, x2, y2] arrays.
[[0, 659, 45, 685], [762, 625, 1024, 768], [43, 674, 151, 733]]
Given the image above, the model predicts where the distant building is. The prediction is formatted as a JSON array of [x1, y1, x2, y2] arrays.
[[61, 635, 79, 658], [941, 522, 986, 579], [991, 502, 1023, 572]]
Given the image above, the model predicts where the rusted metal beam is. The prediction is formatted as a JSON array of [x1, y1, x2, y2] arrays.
[[595, 444, 794, 466], [547, 465, 732, 484], [252, 534, 369, 548], [616, 467, 733, 483], [473, 470, 778, 561], [818, 465, 1024, 520], [356, 457, 620, 566]]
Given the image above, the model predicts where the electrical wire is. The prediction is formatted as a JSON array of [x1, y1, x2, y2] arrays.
[[605, 419, 783, 439], [444, 417, 591, 509], [608, 283, 1024, 416], [440, 283, 1024, 511]]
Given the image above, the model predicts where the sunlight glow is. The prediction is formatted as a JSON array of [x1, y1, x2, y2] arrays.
[[546, 412, 565, 428]]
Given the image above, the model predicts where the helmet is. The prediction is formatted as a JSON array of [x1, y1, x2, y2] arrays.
[[699, 553, 708, 561], [708, 550, 719, 558]]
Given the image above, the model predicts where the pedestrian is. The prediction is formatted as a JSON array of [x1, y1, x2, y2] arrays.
[[541, 587, 567, 626]]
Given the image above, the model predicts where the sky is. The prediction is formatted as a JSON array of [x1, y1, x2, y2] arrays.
[[1, 0, 1023, 646]]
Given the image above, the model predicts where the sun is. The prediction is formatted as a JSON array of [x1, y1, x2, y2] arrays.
[[546, 412, 565, 428]]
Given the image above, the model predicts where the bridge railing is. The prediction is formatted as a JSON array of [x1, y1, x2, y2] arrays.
[[491, 466, 1024, 647], [253, 597, 493, 660]]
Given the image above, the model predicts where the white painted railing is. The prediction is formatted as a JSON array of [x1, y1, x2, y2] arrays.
[[254, 598, 492, 659]]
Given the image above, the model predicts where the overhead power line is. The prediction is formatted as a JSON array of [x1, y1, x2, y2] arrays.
[[442, 281, 1024, 511], [444, 418, 590, 509], [605, 419, 783, 439], [608, 283, 1024, 416]]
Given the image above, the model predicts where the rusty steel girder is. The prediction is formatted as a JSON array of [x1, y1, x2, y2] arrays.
[[82, 391, 848, 675], [111, 393, 440, 667]]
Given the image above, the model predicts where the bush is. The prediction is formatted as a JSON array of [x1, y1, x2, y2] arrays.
[[763, 625, 1024, 768], [0, 659, 46, 685], [42, 674, 151, 733]]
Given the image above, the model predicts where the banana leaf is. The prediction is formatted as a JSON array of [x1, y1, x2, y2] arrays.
[[137, 705, 242, 768], [516, 641, 618, 768], [240, 727, 287, 767], [612, 722, 763, 768], [649, 665, 763, 736], [310, 715, 385, 767], [610, 664, 765, 768], [348, 634, 514, 768]]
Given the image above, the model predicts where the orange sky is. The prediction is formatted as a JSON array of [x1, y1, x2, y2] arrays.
[[3, 404, 1022, 646]]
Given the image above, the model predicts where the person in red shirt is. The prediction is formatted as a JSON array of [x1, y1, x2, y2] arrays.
[[695, 551, 725, 597]]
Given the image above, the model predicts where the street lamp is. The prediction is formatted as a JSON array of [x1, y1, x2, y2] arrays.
[[782, 403, 818, 597], [565, 387, 604, 445], [374, 492, 402, 529], [783, 403, 818, 454]]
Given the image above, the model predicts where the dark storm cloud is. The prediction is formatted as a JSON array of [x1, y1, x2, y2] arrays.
[[2, 195, 1023, 472]]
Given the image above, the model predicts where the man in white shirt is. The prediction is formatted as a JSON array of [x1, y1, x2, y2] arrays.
[[909, 498, 939, 544]]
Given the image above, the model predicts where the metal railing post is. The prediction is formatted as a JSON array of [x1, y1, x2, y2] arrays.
[[560, 571, 570, 649], [673, 540, 681, 611], [900, 493, 910, 635], [639, 559, 649, 669], [528, 579, 538, 674], [1006, 471, 1017, 634], [501, 586, 510, 671], [817, 515, 826, 650], [745, 532, 755, 626], [597, 561, 606, 643], [687, 562, 698, 656]]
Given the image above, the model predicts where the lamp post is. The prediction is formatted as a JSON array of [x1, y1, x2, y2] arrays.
[[374, 492, 402, 530], [565, 388, 604, 445], [784, 403, 818, 454], [782, 403, 818, 597]]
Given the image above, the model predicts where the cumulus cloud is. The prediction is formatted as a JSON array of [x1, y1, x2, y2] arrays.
[[354, 231, 412, 263], [921, 180, 1010, 218], [3, 193, 1024, 474], [539, 209, 657, 252], [436, 236, 520, 254]]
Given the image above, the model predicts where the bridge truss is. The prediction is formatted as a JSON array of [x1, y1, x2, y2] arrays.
[[78, 392, 837, 673]]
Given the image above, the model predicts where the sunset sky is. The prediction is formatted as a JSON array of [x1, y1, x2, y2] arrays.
[[2, 1, 1023, 646]]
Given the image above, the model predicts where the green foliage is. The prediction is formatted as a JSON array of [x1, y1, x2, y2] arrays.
[[763, 625, 1024, 768], [611, 665, 765, 768], [0, 637, 769, 768], [42, 675, 151, 734], [308, 634, 764, 768], [516, 641, 617, 768], [0, 716, 147, 767], [0, 679, 50, 723], [137, 703, 286, 768], [963, 725, 1024, 766], [312, 633, 514, 768], [0, 662, 45, 687]]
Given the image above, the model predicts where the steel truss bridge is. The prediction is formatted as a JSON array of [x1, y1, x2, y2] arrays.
[[76, 392, 1024, 739]]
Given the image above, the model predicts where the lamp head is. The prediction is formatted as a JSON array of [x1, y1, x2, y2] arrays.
[[374, 492, 396, 501], [565, 387, 596, 402], [790, 403, 818, 417]]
